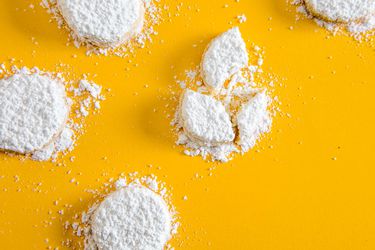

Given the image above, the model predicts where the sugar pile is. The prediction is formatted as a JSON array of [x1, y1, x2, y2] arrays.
[[69, 175, 179, 250], [293, 0, 375, 39], [172, 27, 276, 162], [0, 65, 104, 162], [41, 0, 162, 56]]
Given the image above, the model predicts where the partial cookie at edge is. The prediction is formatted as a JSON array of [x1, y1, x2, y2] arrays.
[[304, 0, 375, 23], [57, 0, 145, 47]]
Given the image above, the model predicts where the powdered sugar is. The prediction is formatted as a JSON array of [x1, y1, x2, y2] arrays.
[[305, 0, 375, 23], [180, 90, 235, 145], [176, 132, 239, 162], [293, 0, 375, 37], [173, 28, 275, 162], [77, 80, 102, 99], [201, 27, 248, 92], [41, 0, 162, 56], [90, 185, 171, 250], [0, 71, 69, 154], [0, 65, 104, 162], [175, 89, 272, 162], [32, 126, 75, 161], [76, 175, 178, 250], [57, 0, 145, 48], [236, 91, 272, 152]]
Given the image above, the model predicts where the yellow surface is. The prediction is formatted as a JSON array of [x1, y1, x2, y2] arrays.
[[1, 0, 375, 249]]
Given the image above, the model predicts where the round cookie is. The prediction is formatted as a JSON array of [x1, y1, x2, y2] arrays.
[[91, 185, 172, 250], [57, 0, 145, 47], [180, 90, 235, 145], [304, 0, 375, 23], [0, 72, 69, 154], [201, 27, 249, 92]]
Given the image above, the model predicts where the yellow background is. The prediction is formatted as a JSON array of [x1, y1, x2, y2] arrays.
[[1, 0, 375, 249]]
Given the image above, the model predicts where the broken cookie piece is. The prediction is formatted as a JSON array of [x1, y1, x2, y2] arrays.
[[180, 90, 235, 145], [201, 27, 249, 92], [236, 91, 272, 152]]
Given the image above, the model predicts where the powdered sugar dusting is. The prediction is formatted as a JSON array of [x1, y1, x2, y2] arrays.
[[91, 186, 171, 249], [57, 0, 144, 48], [41, 0, 162, 57], [304, 0, 375, 23], [172, 28, 277, 162], [180, 90, 235, 145], [293, 0, 375, 40], [236, 91, 272, 152], [0, 64, 105, 162], [0, 69, 68, 154], [201, 27, 249, 92], [69, 174, 179, 250]]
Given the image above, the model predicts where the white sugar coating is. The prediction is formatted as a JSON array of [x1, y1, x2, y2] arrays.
[[176, 132, 238, 162], [91, 185, 172, 250], [180, 90, 235, 145], [305, 0, 375, 23], [57, 0, 145, 47], [0, 72, 69, 154], [32, 126, 75, 161], [173, 29, 275, 162], [236, 91, 272, 152], [54, 126, 74, 152], [31, 143, 55, 161], [201, 27, 249, 92], [78, 79, 102, 98]]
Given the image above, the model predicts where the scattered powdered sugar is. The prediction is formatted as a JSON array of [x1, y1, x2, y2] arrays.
[[77, 80, 102, 99], [176, 132, 239, 162], [70, 174, 179, 250], [41, 0, 162, 56], [0, 65, 104, 162], [237, 14, 247, 24], [292, 0, 375, 39], [172, 28, 276, 162]]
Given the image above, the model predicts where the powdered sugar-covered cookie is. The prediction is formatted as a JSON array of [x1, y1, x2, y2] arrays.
[[201, 27, 248, 92], [0, 72, 69, 154], [57, 0, 145, 47], [91, 185, 172, 250], [304, 0, 375, 23], [180, 90, 235, 145], [236, 91, 272, 152]]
